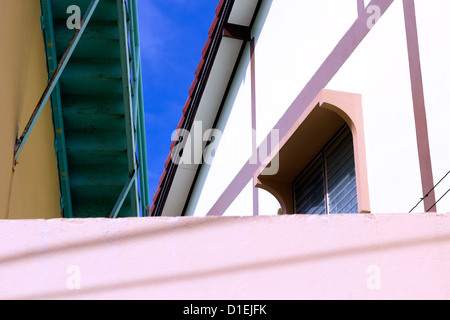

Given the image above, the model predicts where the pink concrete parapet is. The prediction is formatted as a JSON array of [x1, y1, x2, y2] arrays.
[[0, 214, 449, 300]]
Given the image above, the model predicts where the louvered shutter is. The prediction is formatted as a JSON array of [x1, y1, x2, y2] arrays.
[[293, 158, 326, 215], [326, 127, 358, 214], [293, 125, 358, 214]]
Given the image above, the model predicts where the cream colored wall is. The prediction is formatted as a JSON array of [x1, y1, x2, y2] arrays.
[[0, 1, 62, 219]]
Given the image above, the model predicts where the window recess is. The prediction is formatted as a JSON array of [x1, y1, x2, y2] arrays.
[[293, 125, 358, 215]]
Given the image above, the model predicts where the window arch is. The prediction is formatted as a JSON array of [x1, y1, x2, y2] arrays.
[[254, 89, 370, 215]]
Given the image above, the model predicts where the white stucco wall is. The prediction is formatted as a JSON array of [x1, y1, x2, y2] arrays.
[[415, 0, 450, 212], [253, 0, 358, 146], [327, 0, 422, 213], [184, 44, 255, 216], [185, 0, 450, 217]]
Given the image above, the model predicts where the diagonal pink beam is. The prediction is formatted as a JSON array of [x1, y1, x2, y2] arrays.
[[402, 0, 436, 212], [207, 0, 394, 217], [357, 0, 366, 17]]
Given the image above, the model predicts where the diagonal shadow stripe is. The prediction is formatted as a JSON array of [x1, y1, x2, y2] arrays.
[[9, 231, 450, 300], [0, 217, 230, 266]]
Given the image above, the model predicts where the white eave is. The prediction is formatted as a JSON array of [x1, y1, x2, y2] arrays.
[[158, 0, 262, 217]]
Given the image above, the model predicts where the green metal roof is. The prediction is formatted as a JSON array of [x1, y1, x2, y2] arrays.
[[36, 0, 149, 218]]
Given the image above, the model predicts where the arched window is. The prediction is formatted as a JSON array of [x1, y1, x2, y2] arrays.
[[254, 89, 370, 215]]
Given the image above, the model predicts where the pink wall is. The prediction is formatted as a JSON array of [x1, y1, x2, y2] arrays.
[[1, 214, 449, 300]]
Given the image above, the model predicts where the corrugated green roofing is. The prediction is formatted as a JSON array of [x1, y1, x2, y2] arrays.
[[41, 0, 149, 218]]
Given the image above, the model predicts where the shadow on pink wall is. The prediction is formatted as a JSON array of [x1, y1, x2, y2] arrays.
[[1, 214, 449, 300]]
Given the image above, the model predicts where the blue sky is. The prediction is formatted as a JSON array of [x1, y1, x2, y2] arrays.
[[136, 0, 218, 199]]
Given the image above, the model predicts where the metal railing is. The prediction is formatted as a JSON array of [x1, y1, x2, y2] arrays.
[[19, 0, 150, 218]]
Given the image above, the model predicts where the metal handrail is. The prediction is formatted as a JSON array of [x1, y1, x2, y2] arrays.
[[17, 0, 149, 218], [14, 0, 100, 162], [112, 0, 150, 217]]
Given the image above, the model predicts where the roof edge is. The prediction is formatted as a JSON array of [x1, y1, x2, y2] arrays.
[[150, 0, 235, 216]]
